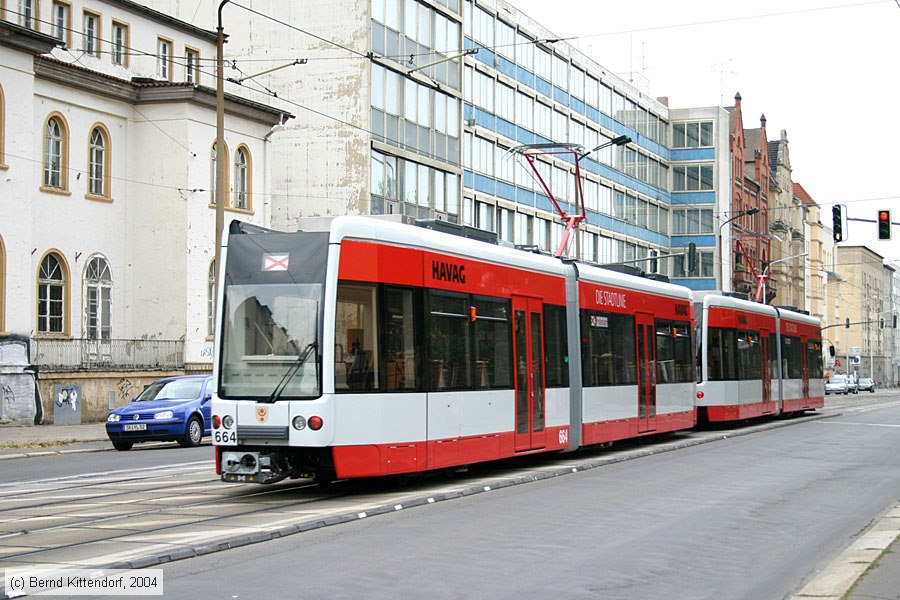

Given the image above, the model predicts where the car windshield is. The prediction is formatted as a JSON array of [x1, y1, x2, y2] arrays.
[[137, 379, 203, 401], [830, 376, 846, 383], [860, 379, 873, 384]]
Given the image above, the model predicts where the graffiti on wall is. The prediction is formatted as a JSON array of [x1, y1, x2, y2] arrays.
[[117, 378, 139, 402], [1, 384, 12, 420]]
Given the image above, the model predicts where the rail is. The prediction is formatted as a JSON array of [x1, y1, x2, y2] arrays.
[[31, 338, 185, 371]]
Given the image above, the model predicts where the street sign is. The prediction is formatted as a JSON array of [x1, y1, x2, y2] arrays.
[[850, 346, 861, 357]]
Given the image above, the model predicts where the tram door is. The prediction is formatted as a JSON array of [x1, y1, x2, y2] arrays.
[[760, 331, 774, 414], [513, 296, 546, 452], [636, 313, 657, 433], [800, 335, 810, 399]]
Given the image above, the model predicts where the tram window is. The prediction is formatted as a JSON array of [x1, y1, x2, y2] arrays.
[[428, 291, 471, 390], [737, 330, 761, 380], [781, 335, 803, 379], [384, 287, 419, 391], [707, 328, 737, 381], [336, 283, 380, 392], [472, 296, 512, 389], [807, 340, 824, 379], [581, 311, 636, 386], [656, 321, 693, 383], [543, 304, 569, 387]]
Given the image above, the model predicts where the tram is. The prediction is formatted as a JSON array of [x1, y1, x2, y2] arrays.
[[210, 216, 821, 484], [695, 294, 824, 422]]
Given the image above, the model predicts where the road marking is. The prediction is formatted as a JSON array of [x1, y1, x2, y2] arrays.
[[818, 421, 900, 428]]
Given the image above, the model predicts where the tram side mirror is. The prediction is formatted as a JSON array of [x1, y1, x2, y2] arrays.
[[829, 344, 835, 357]]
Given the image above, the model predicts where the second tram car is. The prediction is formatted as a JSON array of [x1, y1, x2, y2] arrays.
[[211, 216, 823, 483], [695, 294, 824, 422]]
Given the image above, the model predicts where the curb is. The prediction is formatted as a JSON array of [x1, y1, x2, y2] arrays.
[[789, 504, 900, 600]]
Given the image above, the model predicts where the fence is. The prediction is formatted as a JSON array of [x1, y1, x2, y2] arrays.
[[31, 338, 185, 371]]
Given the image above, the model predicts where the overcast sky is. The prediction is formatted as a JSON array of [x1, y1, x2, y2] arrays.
[[510, 0, 900, 264]]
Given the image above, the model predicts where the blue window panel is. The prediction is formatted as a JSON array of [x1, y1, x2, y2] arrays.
[[586, 106, 600, 123], [473, 107, 497, 131], [553, 86, 569, 105], [464, 37, 476, 51], [534, 76, 552, 98], [670, 234, 716, 247], [671, 148, 715, 161], [464, 103, 474, 122], [464, 170, 475, 189], [516, 66, 535, 89], [473, 173, 496, 196], [670, 278, 718, 291], [495, 116, 516, 140], [496, 56, 516, 79], [534, 193, 554, 214], [516, 127, 536, 145], [516, 188, 537, 207], [671, 191, 717, 205], [496, 180, 517, 202], [570, 97, 586, 115]]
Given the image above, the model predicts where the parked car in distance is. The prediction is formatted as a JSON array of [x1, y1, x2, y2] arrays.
[[106, 375, 213, 451], [825, 374, 850, 395], [857, 378, 876, 393]]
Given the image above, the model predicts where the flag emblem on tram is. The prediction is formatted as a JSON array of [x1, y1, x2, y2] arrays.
[[263, 253, 289, 271]]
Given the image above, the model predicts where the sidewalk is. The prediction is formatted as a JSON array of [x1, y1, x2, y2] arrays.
[[0, 421, 110, 458]]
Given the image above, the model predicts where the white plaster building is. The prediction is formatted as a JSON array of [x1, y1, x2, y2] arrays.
[[0, 0, 287, 423]]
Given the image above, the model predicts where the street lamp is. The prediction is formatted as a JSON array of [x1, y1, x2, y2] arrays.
[[578, 134, 632, 161], [718, 207, 760, 292], [214, 0, 231, 332]]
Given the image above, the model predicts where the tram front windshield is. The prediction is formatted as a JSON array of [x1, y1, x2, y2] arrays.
[[218, 230, 328, 400]]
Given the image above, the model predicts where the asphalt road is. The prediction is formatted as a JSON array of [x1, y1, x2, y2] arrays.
[[140, 402, 900, 600]]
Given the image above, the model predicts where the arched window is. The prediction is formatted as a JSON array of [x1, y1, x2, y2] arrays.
[[234, 145, 251, 210], [84, 256, 111, 340], [88, 125, 110, 198], [37, 252, 67, 334], [43, 114, 69, 190], [210, 140, 229, 206], [208, 259, 216, 337]]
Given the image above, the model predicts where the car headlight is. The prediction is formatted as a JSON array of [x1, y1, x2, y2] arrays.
[[154, 410, 174, 420], [107, 413, 120, 422]]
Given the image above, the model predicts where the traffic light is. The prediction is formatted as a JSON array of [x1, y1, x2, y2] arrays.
[[832, 205, 843, 242], [878, 210, 891, 240], [686, 242, 698, 275]]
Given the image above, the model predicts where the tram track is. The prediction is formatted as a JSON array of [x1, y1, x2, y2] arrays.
[[0, 397, 894, 580]]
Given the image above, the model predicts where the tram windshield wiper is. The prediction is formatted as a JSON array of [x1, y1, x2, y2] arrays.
[[263, 342, 318, 404]]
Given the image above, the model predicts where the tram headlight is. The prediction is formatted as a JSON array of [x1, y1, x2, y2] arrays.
[[292, 415, 307, 431], [222, 415, 234, 429]]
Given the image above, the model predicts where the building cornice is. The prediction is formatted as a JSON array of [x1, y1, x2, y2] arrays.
[[34, 57, 292, 126], [0, 21, 61, 55], [104, 0, 220, 43]]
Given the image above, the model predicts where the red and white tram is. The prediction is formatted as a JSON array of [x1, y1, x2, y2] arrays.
[[695, 294, 824, 422], [211, 216, 698, 483]]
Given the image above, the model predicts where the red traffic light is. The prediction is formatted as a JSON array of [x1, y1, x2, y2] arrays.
[[878, 209, 892, 240]]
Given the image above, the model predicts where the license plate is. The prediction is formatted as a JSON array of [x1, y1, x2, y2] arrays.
[[124, 423, 147, 431]]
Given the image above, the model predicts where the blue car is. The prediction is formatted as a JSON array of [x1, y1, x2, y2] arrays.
[[106, 375, 213, 451]]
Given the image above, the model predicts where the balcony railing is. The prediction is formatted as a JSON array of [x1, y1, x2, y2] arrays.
[[31, 338, 184, 371]]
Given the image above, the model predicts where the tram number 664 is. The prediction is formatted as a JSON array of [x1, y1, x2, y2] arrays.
[[558, 428, 569, 446], [214, 430, 236, 444]]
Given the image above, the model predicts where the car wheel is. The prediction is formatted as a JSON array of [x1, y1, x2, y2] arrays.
[[112, 441, 133, 451], [179, 416, 203, 447]]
